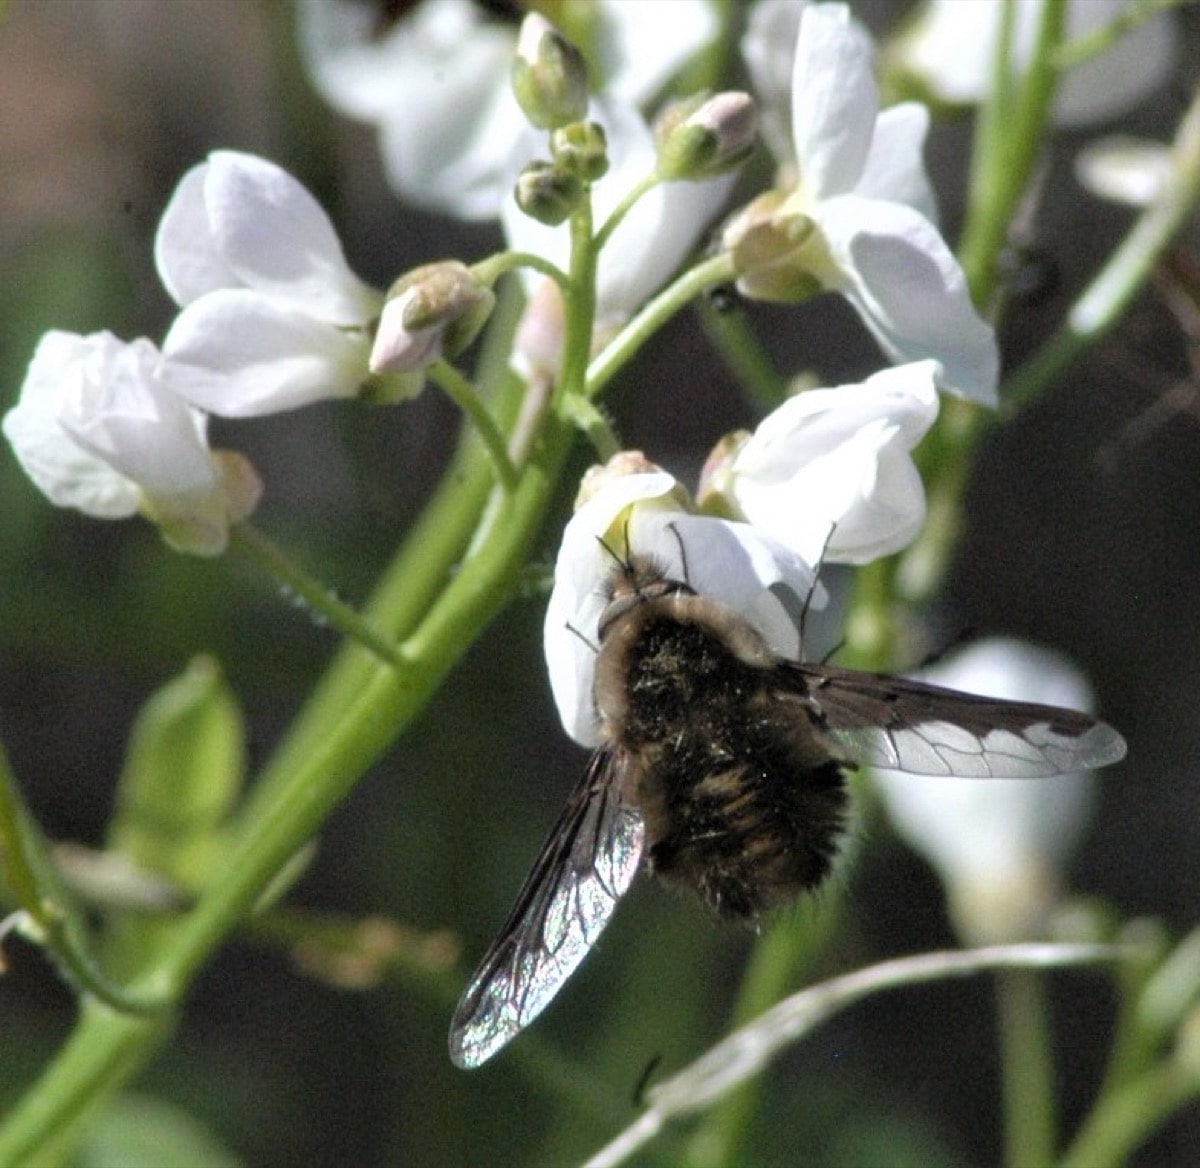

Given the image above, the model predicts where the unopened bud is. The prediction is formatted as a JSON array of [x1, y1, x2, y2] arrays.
[[512, 13, 589, 131], [369, 261, 494, 387], [551, 121, 609, 183], [514, 161, 584, 225], [655, 91, 758, 182]]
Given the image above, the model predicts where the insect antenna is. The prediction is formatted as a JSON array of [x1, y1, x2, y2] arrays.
[[664, 520, 692, 586]]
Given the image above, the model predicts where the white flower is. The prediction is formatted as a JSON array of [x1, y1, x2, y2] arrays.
[[873, 638, 1100, 943], [156, 151, 382, 417], [707, 361, 940, 565], [890, 0, 1177, 128], [731, 1, 998, 404], [298, 0, 719, 220], [2, 331, 260, 554], [545, 466, 822, 747], [1075, 135, 1173, 208], [505, 99, 736, 376]]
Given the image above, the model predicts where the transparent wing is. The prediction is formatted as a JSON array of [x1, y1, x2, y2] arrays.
[[789, 663, 1127, 778], [449, 747, 644, 1069]]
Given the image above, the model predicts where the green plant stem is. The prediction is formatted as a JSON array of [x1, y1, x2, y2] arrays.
[[0, 745, 163, 1017], [959, 0, 1066, 306], [586, 253, 737, 400], [427, 359, 519, 490], [230, 523, 409, 671], [0, 183, 610, 1164], [681, 901, 841, 1168], [695, 297, 787, 414], [1059, 1061, 1200, 1168], [1004, 80, 1200, 413], [592, 174, 658, 256], [0, 1000, 173, 1166], [997, 969, 1057, 1168]]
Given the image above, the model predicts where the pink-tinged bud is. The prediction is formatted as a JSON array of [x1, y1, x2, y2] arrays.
[[369, 261, 494, 388], [655, 91, 758, 181]]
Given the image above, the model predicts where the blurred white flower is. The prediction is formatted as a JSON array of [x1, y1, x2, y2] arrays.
[[156, 151, 382, 417], [3, 331, 260, 555], [544, 464, 821, 747], [730, 1, 998, 403], [703, 361, 941, 565], [873, 638, 1102, 943], [890, 0, 1177, 127], [298, 0, 719, 220], [1075, 135, 1174, 207], [505, 99, 736, 377]]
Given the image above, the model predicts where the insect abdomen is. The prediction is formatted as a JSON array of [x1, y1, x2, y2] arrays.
[[606, 604, 849, 920]]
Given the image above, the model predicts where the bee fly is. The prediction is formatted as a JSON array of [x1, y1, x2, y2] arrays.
[[449, 553, 1127, 1069]]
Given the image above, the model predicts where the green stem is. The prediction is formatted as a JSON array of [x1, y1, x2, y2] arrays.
[[427, 360, 520, 491], [959, 0, 1066, 305], [681, 901, 841, 1168], [1059, 1061, 1200, 1168], [1054, 0, 1185, 71], [997, 969, 1057, 1168], [586, 252, 736, 400], [473, 250, 569, 292], [157, 421, 572, 994], [1004, 81, 1200, 413], [230, 523, 409, 671], [592, 173, 659, 256], [695, 296, 788, 414], [0, 999, 173, 1168], [0, 745, 164, 1016], [560, 394, 622, 460]]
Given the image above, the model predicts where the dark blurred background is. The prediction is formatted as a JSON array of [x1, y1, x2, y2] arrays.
[[0, 1, 1198, 1164]]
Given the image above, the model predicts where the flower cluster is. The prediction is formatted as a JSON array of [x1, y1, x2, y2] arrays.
[[4, 0, 1123, 952], [4, 151, 385, 553]]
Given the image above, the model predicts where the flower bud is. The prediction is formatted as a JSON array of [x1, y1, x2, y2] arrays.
[[369, 261, 494, 390], [655, 91, 758, 182], [514, 160, 584, 226], [512, 13, 589, 131], [550, 121, 609, 183]]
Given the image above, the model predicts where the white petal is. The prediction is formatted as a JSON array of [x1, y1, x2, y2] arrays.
[[2, 332, 142, 517], [856, 103, 938, 224], [791, 2, 878, 200], [889, 0, 1000, 106], [873, 638, 1098, 939], [299, 0, 520, 220], [729, 363, 939, 563], [543, 473, 821, 746], [154, 163, 240, 306], [202, 151, 380, 324], [1074, 136, 1172, 208], [817, 196, 999, 404], [742, 0, 807, 165], [162, 289, 369, 416], [60, 342, 215, 500], [598, 0, 720, 107], [1055, 1, 1176, 127]]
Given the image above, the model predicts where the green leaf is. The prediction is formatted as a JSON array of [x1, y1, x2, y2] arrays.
[[107, 657, 245, 894], [77, 1092, 243, 1168]]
